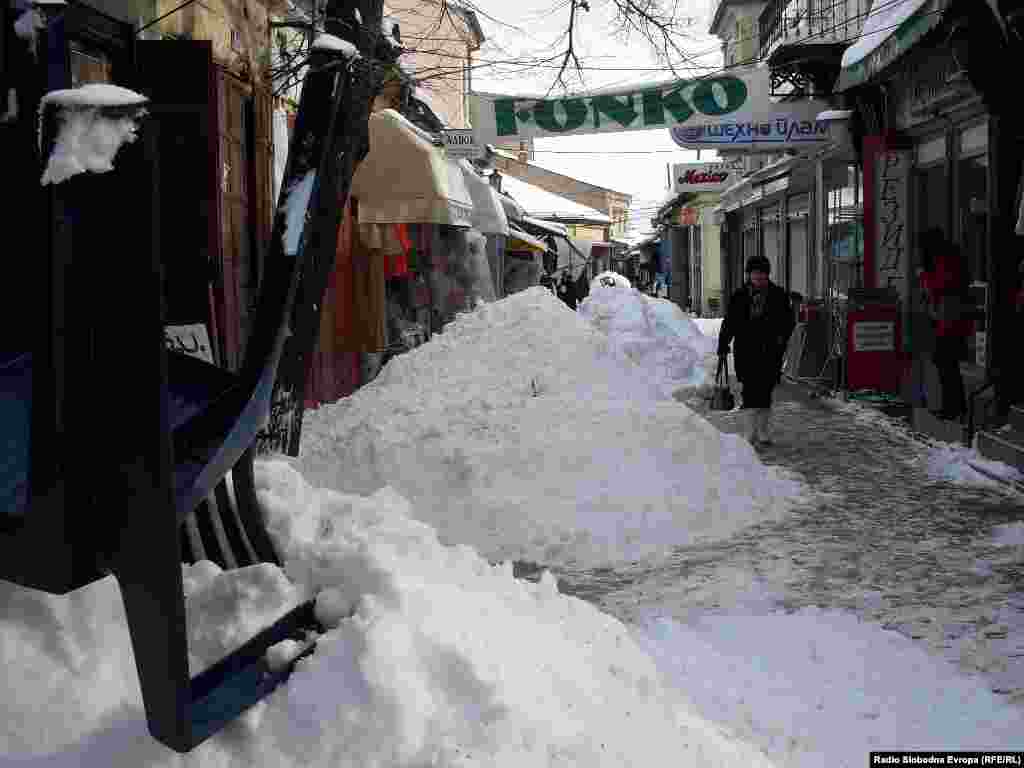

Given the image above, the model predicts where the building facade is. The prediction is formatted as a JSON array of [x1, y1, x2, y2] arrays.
[[709, 0, 766, 67], [490, 151, 632, 240]]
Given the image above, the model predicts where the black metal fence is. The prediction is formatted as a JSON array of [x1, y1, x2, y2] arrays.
[[758, 0, 871, 62]]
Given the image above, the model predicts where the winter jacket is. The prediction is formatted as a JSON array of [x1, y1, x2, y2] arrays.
[[718, 281, 795, 385], [919, 251, 974, 338]]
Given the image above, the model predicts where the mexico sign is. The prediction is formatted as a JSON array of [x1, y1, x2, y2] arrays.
[[673, 162, 734, 193], [469, 72, 752, 145]]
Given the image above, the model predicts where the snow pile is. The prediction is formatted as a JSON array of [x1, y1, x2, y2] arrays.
[[991, 522, 1024, 547], [300, 288, 804, 567], [578, 282, 716, 396], [0, 463, 779, 766], [39, 85, 148, 186], [0, 576, 142, 755], [923, 443, 1024, 489], [637, 609, 1024, 767], [693, 318, 724, 340]]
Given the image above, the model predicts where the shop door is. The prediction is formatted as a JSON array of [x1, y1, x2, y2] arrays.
[[958, 143, 989, 368]]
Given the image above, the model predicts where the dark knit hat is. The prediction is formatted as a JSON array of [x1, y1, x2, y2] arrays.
[[745, 255, 771, 275]]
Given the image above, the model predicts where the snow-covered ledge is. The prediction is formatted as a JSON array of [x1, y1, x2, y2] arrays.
[[310, 34, 360, 59], [39, 84, 148, 186]]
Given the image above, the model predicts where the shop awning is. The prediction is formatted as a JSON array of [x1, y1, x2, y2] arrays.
[[508, 226, 548, 252], [351, 109, 474, 227], [460, 160, 510, 236], [522, 216, 569, 238], [835, 0, 949, 92]]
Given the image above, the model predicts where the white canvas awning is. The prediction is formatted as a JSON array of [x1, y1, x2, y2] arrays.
[[522, 216, 569, 238], [835, 0, 949, 92], [351, 109, 474, 227], [460, 160, 510, 236], [498, 191, 525, 222]]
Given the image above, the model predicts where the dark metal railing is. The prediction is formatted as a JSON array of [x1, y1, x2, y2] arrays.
[[758, 0, 869, 62]]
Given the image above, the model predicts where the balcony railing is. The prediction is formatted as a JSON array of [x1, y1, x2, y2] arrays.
[[758, 0, 871, 62]]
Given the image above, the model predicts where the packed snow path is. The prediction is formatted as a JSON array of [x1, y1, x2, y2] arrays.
[[584, 381, 1024, 702]]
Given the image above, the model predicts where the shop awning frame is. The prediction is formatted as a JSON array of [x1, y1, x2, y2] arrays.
[[834, 0, 950, 93], [507, 226, 548, 252]]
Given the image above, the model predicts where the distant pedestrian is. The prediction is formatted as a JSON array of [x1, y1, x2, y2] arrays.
[[717, 255, 795, 446], [916, 228, 973, 421]]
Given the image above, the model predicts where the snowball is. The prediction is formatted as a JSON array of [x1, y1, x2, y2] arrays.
[[266, 639, 312, 672]]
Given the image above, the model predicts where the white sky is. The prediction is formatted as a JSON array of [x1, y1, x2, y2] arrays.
[[466, 0, 727, 233]]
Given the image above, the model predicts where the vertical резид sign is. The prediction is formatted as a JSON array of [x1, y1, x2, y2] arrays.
[[876, 149, 909, 297]]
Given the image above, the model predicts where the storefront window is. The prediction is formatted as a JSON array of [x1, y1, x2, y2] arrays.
[[958, 155, 988, 285], [826, 164, 863, 301], [760, 206, 780, 282], [788, 194, 810, 298], [742, 206, 757, 278], [958, 139, 988, 367], [915, 163, 948, 241]]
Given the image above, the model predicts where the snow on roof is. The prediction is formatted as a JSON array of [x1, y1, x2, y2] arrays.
[[499, 174, 611, 224], [41, 84, 147, 108], [311, 34, 359, 58], [522, 215, 569, 237], [840, 0, 929, 68]]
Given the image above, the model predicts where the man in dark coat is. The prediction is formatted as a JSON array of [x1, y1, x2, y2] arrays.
[[717, 255, 795, 445]]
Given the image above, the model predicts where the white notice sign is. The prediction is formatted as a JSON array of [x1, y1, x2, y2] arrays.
[[164, 323, 215, 364], [852, 321, 895, 352], [443, 129, 482, 160]]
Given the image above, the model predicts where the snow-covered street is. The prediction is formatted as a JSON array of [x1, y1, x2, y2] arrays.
[[2, 285, 1023, 766]]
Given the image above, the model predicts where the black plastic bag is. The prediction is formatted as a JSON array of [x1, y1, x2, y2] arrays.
[[709, 356, 736, 411]]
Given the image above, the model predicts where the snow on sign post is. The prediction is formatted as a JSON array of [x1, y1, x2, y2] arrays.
[[443, 129, 482, 160]]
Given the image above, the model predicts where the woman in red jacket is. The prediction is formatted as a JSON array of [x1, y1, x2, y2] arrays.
[[916, 228, 974, 421]]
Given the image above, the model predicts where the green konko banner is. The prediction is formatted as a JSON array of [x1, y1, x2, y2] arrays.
[[469, 72, 756, 146]]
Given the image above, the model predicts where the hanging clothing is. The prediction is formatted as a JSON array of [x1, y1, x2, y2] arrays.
[[351, 221, 388, 354]]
